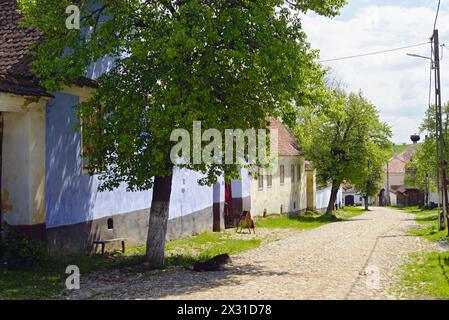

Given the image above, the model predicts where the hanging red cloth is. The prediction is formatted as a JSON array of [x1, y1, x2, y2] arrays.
[[224, 183, 233, 227]]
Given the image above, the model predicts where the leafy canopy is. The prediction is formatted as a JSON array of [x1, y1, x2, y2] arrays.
[[297, 87, 392, 190], [405, 103, 449, 192], [19, 0, 346, 191]]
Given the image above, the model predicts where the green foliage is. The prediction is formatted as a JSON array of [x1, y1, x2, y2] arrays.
[[355, 146, 389, 199], [0, 233, 48, 270], [405, 139, 437, 192], [394, 207, 449, 299], [388, 144, 411, 159], [405, 103, 449, 193], [296, 87, 392, 196], [18, 0, 347, 190], [18, 0, 347, 265]]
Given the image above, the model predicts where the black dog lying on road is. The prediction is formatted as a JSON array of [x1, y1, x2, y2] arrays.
[[185, 254, 232, 272]]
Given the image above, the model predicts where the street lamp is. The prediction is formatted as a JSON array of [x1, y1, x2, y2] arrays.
[[407, 50, 446, 230], [406, 53, 432, 61]]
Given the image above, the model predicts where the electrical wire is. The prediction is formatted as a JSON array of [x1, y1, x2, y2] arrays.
[[317, 42, 430, 63], [319, 0, 441, 64]]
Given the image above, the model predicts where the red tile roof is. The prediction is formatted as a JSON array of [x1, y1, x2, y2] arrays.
[[269, 118, 301, 157], [386, 145, 417, 174], [0, 0, 96, 97], [0, 0, 52, 97]]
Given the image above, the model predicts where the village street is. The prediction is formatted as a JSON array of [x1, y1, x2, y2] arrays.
[[66, 207, 434, 300]]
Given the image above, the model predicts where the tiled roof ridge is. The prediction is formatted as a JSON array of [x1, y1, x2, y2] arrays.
[[268, 117, 301, 157], [0, 0, 95, 97]]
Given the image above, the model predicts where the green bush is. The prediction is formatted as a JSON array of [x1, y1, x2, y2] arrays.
[[0, 232, 48, 270]]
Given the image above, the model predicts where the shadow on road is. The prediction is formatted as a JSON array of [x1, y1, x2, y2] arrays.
[[74, 262, 292, 299]]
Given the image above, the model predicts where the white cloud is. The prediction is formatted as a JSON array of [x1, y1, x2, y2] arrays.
[[302, 3, 449, 143]]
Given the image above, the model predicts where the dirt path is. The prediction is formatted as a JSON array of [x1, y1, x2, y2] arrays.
[[65, 207, 433, 300]]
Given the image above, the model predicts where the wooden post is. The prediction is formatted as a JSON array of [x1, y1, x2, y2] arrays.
[[433, 30, 449, 234]]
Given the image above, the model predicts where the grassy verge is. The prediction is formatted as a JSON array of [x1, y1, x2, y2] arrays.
[[400, 252, 449, 299], [127, 231, 262, 269], [255, 206, 367, 230], [0, 251, 145, 300], [1, 206, 365, 299], [0, 231, 261, 299], [395, 206, 449, 243], [393, 206, 449, 299], [388, 205, 425, 214]]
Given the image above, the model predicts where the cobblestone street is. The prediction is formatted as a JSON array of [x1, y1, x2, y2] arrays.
[[67, 207, 433, 300]]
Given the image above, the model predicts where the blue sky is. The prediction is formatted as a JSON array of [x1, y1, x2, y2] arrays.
[[303, 0, 449, 144]]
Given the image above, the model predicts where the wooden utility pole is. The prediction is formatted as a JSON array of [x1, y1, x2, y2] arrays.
[[432, 29, 449, 234]]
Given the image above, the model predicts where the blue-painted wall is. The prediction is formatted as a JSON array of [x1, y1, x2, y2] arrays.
[[231, 168, 251, 199], [45, 92, 214, 228]]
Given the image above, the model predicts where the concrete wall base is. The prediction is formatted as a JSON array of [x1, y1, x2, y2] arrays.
[[46, 206, 214, 255]]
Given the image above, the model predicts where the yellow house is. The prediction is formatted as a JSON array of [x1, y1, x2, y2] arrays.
[[249, 119, 307, 217]]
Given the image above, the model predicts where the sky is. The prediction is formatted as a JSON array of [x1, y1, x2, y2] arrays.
[[302, 0, 449, 144]]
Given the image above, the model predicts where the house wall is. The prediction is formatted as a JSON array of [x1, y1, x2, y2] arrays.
[[213, 181, 225, 231], [250, 156, 306, 217], [1, 96, 48, 240], [388, 173, 404, 188], [306, 169, 316, 211], [44, 92, 215, 254], [344, 193, 364, 206], [429, 191, 439, 204], [227, 168, 252, 225], [316, 185, 343, 212], [390, 192, 397, 206]]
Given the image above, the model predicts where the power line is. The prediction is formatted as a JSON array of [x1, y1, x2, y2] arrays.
[[318, 42, 430, 63]]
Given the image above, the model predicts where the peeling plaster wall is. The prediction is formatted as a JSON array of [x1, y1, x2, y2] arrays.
[[249, 156, 305, 217], [306, 169, 316, 211], [2, 101, 46, 226], [45, 92, 214, 230]]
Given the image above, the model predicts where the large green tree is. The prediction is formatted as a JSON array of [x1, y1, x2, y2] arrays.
[[297, 87, 392, 216], [19, 0, 346, 267], [355, 147, 389, 210]]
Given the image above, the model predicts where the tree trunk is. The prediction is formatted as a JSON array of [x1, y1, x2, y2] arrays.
[[326, 182, 340, 217], [364, 196, 369, 211], [146, 174, 173, 268]]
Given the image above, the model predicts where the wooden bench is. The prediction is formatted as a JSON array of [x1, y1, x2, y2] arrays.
[[93, 238, 127, 255]]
